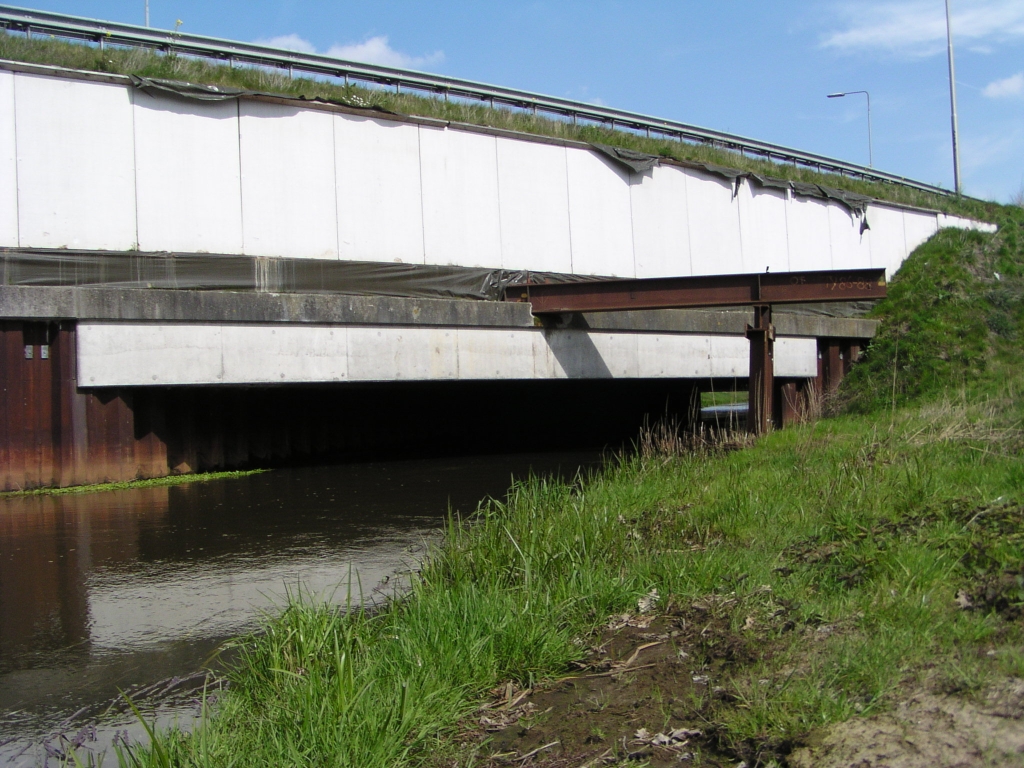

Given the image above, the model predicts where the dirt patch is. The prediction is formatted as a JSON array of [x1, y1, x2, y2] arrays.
[[455, 592, 787, 767], [789, 679, 1024, 768]]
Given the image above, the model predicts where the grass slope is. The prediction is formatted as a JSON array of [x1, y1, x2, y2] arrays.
[[843, 202, 1024, 412], [95, 211, 1024, 766], [0, 31, 1004, 221]]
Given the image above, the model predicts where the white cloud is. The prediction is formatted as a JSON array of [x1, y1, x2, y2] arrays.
[[326, 37, 444, 69], [821, 0, 1024, 57], [253, 33, 443, 70], [254, 34, 316, 54], [983, 72, 1024, 98]]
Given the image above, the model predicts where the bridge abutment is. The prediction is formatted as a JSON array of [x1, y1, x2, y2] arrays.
[[4, 318, 720, 489]]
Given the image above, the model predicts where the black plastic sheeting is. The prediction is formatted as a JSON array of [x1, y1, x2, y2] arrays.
[[129, 74, 398, 116], [591, 142, 871, 218], [0, 249, 601, 301], [0, 251, 873, 320], [129, 75, 873, 218], [130, 75, 253, 102], [590, 143, 660, 173]]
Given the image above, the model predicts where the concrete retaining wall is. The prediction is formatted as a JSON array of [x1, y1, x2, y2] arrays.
[[76, 322, 818, 387], [0, 65, 995, 280]]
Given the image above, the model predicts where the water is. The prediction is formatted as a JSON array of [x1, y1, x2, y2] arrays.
[[0, 452, 598, 765]]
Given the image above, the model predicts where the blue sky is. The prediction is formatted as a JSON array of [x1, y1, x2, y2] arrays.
[[17, 1, 1024, 202]]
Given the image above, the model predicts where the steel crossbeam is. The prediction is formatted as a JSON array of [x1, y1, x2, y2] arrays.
[[503, 268, 887, 313], [505, 268, 887, 434]]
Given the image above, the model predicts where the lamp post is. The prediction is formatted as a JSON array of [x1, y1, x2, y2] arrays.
[[945, 0, 962, 195], [145, 1, 150, 27], [827, 90, 873, 168]]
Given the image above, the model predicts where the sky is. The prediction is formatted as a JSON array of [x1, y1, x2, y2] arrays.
[[13, 1, 1024, 202]]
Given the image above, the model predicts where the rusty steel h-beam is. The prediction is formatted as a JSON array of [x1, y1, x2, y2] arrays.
[[504, 268, 887, 434], [503, 268, 887, 313]]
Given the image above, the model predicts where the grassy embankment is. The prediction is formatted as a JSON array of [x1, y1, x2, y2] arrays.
[[84, 205, 1024, 766], [0, 469, 266, 498], [0, 31, 1005, 222]]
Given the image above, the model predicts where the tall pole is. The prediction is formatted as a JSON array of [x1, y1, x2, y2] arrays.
[[865, 91, 873, 168], [945, 0, 961, 195], [145, 1, 150, 27]]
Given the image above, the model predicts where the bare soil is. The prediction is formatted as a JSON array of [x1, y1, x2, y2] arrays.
[[450, 595, 788, 768], [446, 598, 1024, 768], [790, 680, 1024, 768]]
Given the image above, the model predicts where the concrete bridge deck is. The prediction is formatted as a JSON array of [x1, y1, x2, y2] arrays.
[[0, 60, 995, 489]]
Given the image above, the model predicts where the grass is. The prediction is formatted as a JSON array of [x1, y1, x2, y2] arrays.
[[79, 204, 1024, 766], [701, 390, 747, 407], [0, 469, 267, 497], [842, 200, 1024, 412], [0, 31, 1008, 220], [98, 388, 1022, 767]]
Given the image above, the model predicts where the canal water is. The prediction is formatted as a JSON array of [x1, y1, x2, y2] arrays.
[[0, 452, 599, 766]]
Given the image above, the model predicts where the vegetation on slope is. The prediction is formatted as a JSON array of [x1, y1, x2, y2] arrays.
[[843, 201, 1024, 412], [0, 31, 1004, 222], [78, 208, 1024, 766]]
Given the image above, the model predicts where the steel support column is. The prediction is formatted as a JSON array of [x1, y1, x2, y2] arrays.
[[745, 305, 774, 435]]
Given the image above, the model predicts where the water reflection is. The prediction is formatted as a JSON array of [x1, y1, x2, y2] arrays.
[[0, 452, 598, 764]]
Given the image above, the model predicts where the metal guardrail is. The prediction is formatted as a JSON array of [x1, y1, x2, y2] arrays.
[[0, 4, 954, 197]]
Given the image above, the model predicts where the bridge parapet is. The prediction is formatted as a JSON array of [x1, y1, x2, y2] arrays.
[[0, 61, 996, 283]]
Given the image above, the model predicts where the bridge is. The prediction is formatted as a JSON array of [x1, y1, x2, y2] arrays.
[[0, 41, 996, 490]]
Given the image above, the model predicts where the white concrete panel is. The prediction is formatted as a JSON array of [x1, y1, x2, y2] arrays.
[[685, 170, 743, 275], [775, 337, 818, 378], [637, 334, 711, 377], [134, 91, 242, 253], [419, 127, 502, 268], [456, 328, 537, 379], [77, 323, 224, 386], [565, 147, 635, 277], [709, 336, 748, 378], [15, 74, 137, 250], [221, 325, 347, 383], [738, 181, 790, 273], [530, 331, 559, 379], [495, 137, 572, 272], [239, 102, 338, 259], [827, 204, 870, 270], [76, 321, 831, 387], [346, 326, 458, 381], [631, 164, 691, 278], [335, 115, 424, 263], [937, 214, 997, 234], [545, 330, 613, 378], [865, 204, 907, 277], [0, 71, 17, 247], [785, 195, 832, 271], [591, 333, 639, 378], [903, 209, 940, 255]]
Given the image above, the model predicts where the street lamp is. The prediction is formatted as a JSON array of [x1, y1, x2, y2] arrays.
[[945, 0, 962, 195], [827, 90, 873, 168]]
